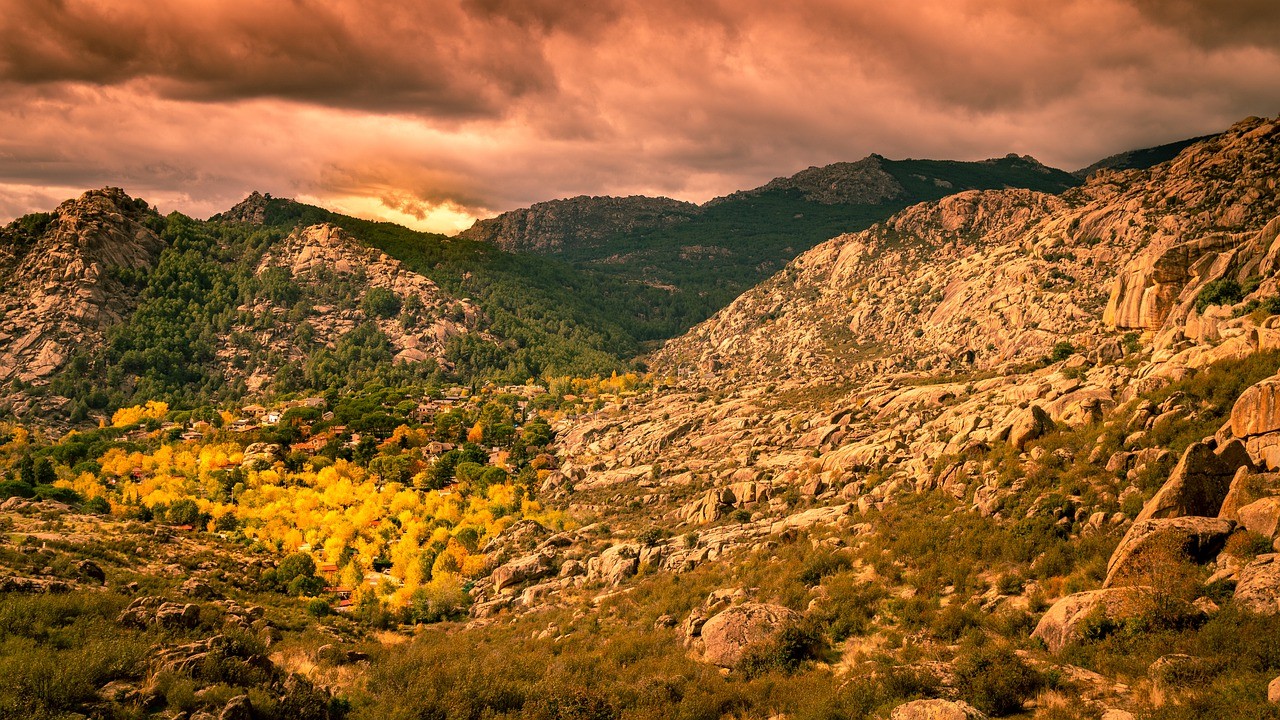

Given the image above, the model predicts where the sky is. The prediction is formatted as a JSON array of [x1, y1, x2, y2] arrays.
[[0, 0, 1277, 234]]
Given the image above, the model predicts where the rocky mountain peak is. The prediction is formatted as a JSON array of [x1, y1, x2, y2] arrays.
[[711, 155, 905, 206], [0, 187, 165, 385], [216, 190, 277, 225]]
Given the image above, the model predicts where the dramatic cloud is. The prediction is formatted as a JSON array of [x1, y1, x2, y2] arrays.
[[0, 0, 1276, 233]]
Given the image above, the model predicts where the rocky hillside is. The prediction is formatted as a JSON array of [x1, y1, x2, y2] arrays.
[[1074, 133, 1222, 179], [458, 195, 699, 253], [7, 117, 1280, 719], [654, 117, 1280, 383], [228, 223, 492, 392], [0, 188, 165, 384]]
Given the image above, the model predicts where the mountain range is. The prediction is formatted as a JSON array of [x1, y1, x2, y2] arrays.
[[0, 146, 1093, 425]]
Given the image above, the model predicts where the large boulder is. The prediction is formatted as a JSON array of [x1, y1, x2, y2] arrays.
[[1135, 440, 1253, 522], [1220, 469, 1280, 520], [1231, 377, 1280, 469], [491, 551, 556, 593], [1031, 587, 1149, 653], [1234, 554, 1280, 614], [1238, 497, 1280, 542], [1232, 377, 1280, 439], [588, 544, 640, 586], [890, 699, 988, 720], [1009, 405, 1054, 451], [699, 602, 803, 667], [1104, 517, 1234, 588]]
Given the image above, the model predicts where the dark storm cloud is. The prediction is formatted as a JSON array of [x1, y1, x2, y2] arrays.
[[0, 0, 560, 116], [0, 0, 1276, 232]]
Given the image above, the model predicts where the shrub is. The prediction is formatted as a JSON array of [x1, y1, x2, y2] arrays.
[[1195, 278, 1244, 312], [307, 599, 333, 617], [263, 552, 324, 596], [953, 642, 1042, 716], [82, 496, 110, 515], [735, 618, 827, 677], [33, 485, 81, 505], [0, 480, 33, 499], [360, 288, 401, 318], [166, 498, 202, 526], [637, 527, 665, 547], [1049, 341, 1075, 363]]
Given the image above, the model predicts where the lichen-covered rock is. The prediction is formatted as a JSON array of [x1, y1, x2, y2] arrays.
[[1232, 376, 1280, 439], [1010, 405, 1055, 451], [491, 551, 556, 593], [1234, 554, 1280, 614], [1237, 497, 1280, 541], [699, 602, 802, 667], [588, 544, 639, 586], [1219, 469, 1280, 520]]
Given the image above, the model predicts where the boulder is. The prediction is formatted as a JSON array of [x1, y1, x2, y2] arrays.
[[219, 694, 253, 720], [491, 551, 555, 593], [1032, 587, 1148, 653], [117, 596, 164, 627], [1104, 517, 1234, 588], [1009, 405, 1054, 451], [76, 560, 105, 584], [181, 577, 221, 599], [890, 699, 988, 720], [1234, 554, 1280, 614], [588, 544, 639, 586], [1231, 376, 1280, 438], [1238, 497, 1280, 541], [1135, 440, 1253, 522], [1269, 675, 1280, 704], [699, 602, 803, 667], [1220, 469, 1280, 521], [155, 602, 201, 629]]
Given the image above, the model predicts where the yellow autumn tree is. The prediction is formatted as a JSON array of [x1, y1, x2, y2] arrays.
[[111, 401, 169, 428]]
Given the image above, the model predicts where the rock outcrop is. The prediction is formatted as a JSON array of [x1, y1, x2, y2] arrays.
[[698, 602, 803, 667], [1032, 587, 1150, 653], [890, 699, 989, 720], [1136, 440, 1253, 522], [1104, 517, 1234, 588], [1234, 554, 1280, 614], [0, 187, 165, 383]]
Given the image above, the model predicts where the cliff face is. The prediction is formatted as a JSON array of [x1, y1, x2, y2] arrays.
[[0, 188, 165, 383], [458, 195, 700, 254]]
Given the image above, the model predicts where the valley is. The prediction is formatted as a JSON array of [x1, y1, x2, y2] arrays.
[[4, 116, 1280, 720]]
